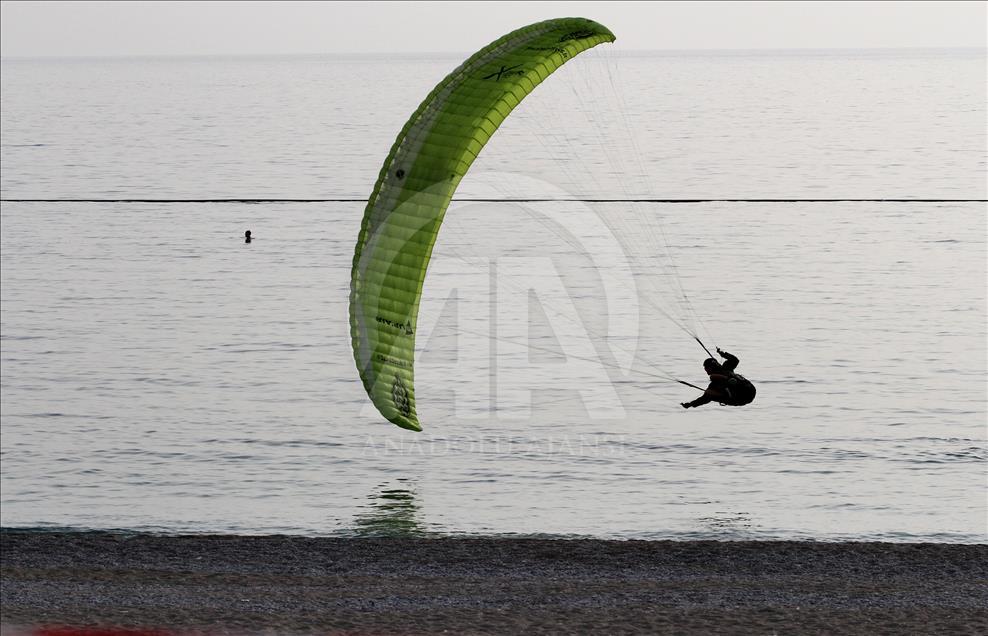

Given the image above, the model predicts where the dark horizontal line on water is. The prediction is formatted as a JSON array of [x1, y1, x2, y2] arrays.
[[2, 198, 985, 203]]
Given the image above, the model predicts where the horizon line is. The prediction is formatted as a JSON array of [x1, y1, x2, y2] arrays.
[[2, 45, 985, 61], [3, 197, 984, 204]]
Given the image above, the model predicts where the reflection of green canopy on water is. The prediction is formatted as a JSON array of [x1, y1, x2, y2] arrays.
[[349, 18, 615, 431], [352, 482, 429, 537]]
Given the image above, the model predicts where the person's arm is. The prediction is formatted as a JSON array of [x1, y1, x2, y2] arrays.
[[717, 347, 739, 372], [681, 385, 718, 408], [681, 393, 714, 408]]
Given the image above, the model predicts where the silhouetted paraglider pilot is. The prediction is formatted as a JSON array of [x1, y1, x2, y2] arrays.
[[681, 348, 756, 408], [245, 230, 252, 244]]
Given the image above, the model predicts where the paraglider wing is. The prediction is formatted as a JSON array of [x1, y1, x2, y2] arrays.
[[349, 18, 615, 431]]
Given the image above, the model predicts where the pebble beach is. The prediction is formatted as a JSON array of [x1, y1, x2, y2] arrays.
[[2, 532, 986, 635]]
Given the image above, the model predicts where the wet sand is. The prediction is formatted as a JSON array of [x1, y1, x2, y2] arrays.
[[2, 531, 986, 635]]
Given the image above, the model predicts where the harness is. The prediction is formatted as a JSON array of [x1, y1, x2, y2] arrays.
[[718, 374, 756, 407]]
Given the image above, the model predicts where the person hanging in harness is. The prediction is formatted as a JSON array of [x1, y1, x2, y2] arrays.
[[681, 347, 756, 408]]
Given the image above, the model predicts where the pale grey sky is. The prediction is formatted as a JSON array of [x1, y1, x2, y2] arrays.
[[1, 1, 985, 57]]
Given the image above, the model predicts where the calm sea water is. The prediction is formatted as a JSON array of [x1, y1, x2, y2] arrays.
[[1, 50, 986, 542]]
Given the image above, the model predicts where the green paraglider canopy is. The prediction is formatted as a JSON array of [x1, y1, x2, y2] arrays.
[[349, 18, 615, 431]]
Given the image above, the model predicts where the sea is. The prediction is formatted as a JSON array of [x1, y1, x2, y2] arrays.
[[1, 49, 986, 542]]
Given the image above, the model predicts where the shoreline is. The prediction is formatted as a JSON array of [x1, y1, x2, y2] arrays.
[[2, 531, 987, 634]]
